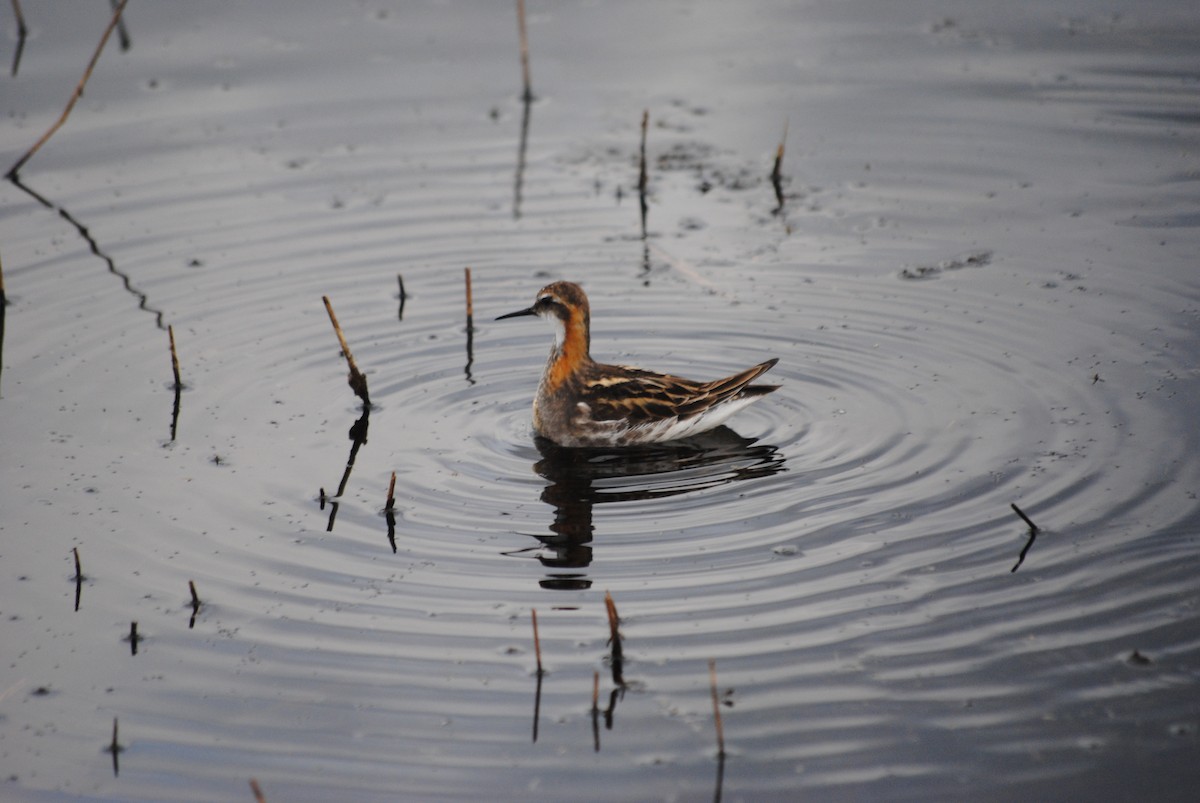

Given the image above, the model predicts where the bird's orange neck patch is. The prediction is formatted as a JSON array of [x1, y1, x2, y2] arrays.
[[546, 317, 589, 390]]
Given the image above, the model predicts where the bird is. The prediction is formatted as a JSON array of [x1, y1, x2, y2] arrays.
[[495, 281, 779, 447]]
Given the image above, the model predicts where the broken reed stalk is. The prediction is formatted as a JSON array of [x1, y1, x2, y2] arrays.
[[637, 110, 649, 197], [249, 778, 266, 803], [516, 0, 533, 101], [322, 295, 370, 405], [531, 608, 544, 675], [604, 590, 621, 646], [188, 580, 201, 610], [73, 547, 82, 580], [129, 621, 139, 655], [397, 273, 406, 320], [386, 471, 397, 511], [770, 119, 788, 211], [6, 0, 130, 178], [464, 267, 474, 327], [708, 658, 726, 758], [604, 590, 625, 685], [168, 325, 182, 390], [1010, 503, 1039, 533]]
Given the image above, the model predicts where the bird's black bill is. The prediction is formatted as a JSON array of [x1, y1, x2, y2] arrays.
[[495, 306, 538, 321]]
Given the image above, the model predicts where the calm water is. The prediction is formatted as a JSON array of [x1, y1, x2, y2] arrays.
[[2, 1, 1198, 800]]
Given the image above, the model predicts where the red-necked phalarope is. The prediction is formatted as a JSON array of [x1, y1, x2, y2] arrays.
[[496, 281, 779, 447]]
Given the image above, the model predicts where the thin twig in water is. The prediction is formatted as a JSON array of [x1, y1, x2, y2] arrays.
[[604, 590, 625, 685], [109, 0, 131, 51], [591, 670, 601, 752], [386, 472, 396, 511], [108, 717, 121, 776], [250, 778, 266, 803], [6, 0, 130, 178], [516, 0, 533, 101], [770, 119, 788, 213], [463, 268, 476, 385], [168, 325, 182, 389], [1010, 503, 1039, 533], [397, 274, 406, 320], [532, 608, 544, 675], [709, 659, 726, 758], [9, 0, 28, 77]]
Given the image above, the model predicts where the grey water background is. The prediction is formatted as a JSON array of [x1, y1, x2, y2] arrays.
[[1, 1, 1198, 800]]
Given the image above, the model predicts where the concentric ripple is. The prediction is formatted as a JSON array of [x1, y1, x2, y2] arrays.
[[2, 2, 1199, 801]]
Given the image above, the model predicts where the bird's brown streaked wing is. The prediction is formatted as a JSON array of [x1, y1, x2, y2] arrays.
[[581, 368, 704, 423]]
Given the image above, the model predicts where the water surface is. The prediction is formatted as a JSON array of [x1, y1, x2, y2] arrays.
[[1, 1, 1198, 800]]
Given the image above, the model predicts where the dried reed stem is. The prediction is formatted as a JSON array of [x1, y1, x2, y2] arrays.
[[516, 0, 533, 101], [604, 590, 621, 645], [73, 547, 82, 580], [168, 325, 182, 390], [322, 295, 370, 404], [250, 778, 266, 802], [188, 580, 201, 610], [770, 119, 788, 211], [386, 471, 397, 511], [532, 608, 544, 675], [6, 0, 130, 178], [638, 110, 649, 196], [708, 658, 726, 757], [464, 267, 474, 323]]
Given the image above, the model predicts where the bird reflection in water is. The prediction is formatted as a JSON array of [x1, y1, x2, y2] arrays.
[[507, 426, 785, 590]]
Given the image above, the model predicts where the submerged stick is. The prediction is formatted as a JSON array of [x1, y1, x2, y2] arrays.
[[322, 296, 370, 405], [6, 0, 130, 178], [168, 325, 182, 389], [708, 658, 726, 758], [1010, 503, 1039, 533], [516, 0, 533, 101]]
